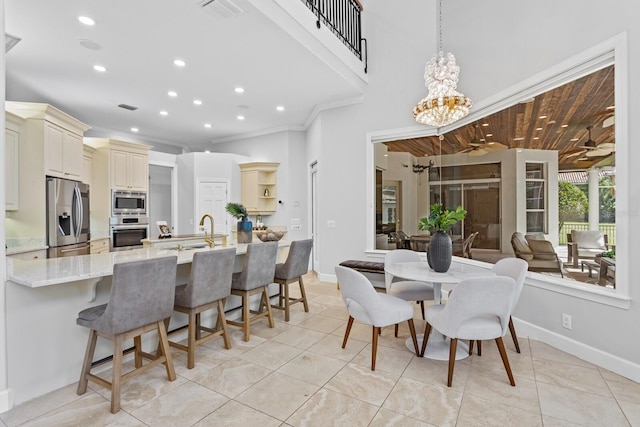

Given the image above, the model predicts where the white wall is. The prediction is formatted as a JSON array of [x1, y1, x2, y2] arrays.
[[211, 130, 309, 241], [175, 152, 248, 235]]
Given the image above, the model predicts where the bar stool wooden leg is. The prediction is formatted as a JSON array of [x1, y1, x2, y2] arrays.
[[133, 336, 143, 368], [242, 292, 251, 342], [77, 329, 97, 395], [157, 320, 176, 381], [342, 316, 354, 348], [218, 299, 231, 349], [371, 326, 380, 371], [284, 281, 291, 321], [299, 277, 309, 313], [264, 286, 275, 328], [111, 334, 124, 414], [195, 312, 202, 340], [187, 311, 197, 369]]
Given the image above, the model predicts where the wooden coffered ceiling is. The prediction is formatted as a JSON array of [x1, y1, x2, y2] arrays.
[[385, 65, 615, 171]]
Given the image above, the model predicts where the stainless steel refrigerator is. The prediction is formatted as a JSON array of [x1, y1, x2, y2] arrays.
[[46, 176, 90, 257]]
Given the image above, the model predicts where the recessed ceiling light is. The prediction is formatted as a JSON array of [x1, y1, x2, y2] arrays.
[[486, 133, 493, 137], [93, 65, 107, 72], [561, 124, 568, 128], [234, 87, 244, 94], [173, 59, 186, 67], [482, 123, 489, 127], [570, 138, 579, 141], [606, 105, 615, 110], [79, 39, 101, 50], [276, 106, 285, 111], [131, 127, 139, 132], [539, 115, 547, 119], [533, 137, 539, 140], [78, 16, 95, 26], [237, 115, 245, 120], [205, 150, 211, 153], [204, 123, 212, 128], [480, 138, 486, 142], [513, 137, 525, 141], [548, 120, 556, 124], [384, 154, 388, 157], [160, 110, 168, 116], [193, 99, 202, 106], [535, 127, 543, 131], [168, 91, 178, 97]]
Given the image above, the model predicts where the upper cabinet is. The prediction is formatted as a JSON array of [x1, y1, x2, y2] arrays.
[[5, 102, 90, 182], [5, 112, 24, 211], [85, 138, 152, 192], [240, 162, 279, 214]]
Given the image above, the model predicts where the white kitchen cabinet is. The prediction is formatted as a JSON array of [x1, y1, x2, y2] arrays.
[[44, 122, 83, 180], [85, 138, 152, 238], [89, 238, 109, 254], [82, 145, 95, 186], [8, 249, 47, 261], [4, 103, 90, 240], [240, 162, 279, 214], [5, 112, 23, 211], [109, 149, 148, 191]]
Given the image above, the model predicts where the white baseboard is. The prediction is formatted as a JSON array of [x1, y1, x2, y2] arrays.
[[514, 318, 640, 383], [0, 388, 15, 414]]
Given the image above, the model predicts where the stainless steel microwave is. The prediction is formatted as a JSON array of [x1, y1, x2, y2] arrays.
[[112, 190, 147, 216]]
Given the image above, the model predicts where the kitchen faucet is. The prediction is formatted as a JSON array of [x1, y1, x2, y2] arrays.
[[199, 214, 215, 248]]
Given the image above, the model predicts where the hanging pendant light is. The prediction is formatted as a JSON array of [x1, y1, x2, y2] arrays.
[[413, 0, 472, 127]]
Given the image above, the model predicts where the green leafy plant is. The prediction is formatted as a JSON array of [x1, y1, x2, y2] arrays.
[[418, 204, 467, 232], [225, 202, 248, 220], [600, 250, 616, 258]]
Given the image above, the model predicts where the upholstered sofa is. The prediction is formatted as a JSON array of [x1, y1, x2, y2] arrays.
[[510, 232, 564, 277], [567, 230, 609, 267]]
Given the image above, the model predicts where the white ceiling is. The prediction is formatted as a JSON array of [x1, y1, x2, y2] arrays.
[[5, 0, 365, 152]]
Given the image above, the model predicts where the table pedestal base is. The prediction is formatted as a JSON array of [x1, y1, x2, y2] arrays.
[[406, 333, 470, 360]]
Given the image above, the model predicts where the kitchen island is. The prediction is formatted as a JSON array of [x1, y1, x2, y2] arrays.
[[5, 242, 290, 406]]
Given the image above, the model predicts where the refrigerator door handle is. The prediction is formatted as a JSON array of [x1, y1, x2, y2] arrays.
[[74, 186, 83, 239]]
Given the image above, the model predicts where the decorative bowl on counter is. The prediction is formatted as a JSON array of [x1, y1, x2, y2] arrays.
[[256, 229, 285, 242]]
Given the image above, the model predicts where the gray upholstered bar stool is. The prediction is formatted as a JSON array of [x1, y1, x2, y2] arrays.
[[76, 256, 178, 414], [227, 242, 278, 341], [169, 248, 236, 369], [271, 238, 313, 321]]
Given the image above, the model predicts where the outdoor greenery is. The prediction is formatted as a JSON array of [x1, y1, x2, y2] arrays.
[[225, 202, 248, 220], [599, 176, 616, 222], [418, 203, 467, 232], [558, 181, 588, 230]]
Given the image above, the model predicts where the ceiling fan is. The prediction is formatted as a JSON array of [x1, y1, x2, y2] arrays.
[[459, 124, 508, 156], [564, 125, 615, 160]]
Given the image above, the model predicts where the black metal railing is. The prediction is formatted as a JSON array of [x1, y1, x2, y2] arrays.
[[302, 0, 364, 62]]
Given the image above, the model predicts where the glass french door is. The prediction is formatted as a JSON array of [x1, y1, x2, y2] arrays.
[[430, 181, 501, 250]]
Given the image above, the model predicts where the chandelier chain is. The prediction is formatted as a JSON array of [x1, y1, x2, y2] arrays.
[[439, 0, 443, 53]]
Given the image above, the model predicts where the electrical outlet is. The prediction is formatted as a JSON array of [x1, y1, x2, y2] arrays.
[[562, 313, 572, 330], [291, 224, 302, 230], [327, 220, 336, 228]]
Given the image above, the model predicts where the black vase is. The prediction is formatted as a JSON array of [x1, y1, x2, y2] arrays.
[[237, 218, 253, 243], [428, 230, 452, 272]]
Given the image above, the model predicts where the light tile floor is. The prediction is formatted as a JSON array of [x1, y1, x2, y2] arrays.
[[2, 273, 639, 426]]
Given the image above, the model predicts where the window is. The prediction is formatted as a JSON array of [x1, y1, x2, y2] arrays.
[[526, 163, 547, 233]]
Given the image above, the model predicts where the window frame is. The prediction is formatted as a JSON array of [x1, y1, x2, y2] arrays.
[[366, 32, 630, 309]]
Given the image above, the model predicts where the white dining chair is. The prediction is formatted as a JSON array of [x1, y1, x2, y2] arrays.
[[335, 265, 420, 371], [384, 250, 435, 336], [420, 276, 517, 387]]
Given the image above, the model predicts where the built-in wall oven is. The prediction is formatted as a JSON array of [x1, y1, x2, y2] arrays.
[[110, 217, 149, 251]]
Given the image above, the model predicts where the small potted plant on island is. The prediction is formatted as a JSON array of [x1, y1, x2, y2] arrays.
[[418, 203, 467, 272], [225, 202, 253, 243]]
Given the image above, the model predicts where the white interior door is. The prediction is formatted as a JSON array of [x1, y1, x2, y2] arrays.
[[196, 180, 228, 236]]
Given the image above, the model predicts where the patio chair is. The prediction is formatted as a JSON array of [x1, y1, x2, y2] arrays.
[[510, 232, 564, 277], [567, 230, 609, 268]]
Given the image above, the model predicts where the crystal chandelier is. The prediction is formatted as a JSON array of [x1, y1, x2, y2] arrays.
[[413, 0, 472, 127]]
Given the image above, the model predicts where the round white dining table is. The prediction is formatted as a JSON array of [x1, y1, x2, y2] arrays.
[[384, 261, 496, 360]]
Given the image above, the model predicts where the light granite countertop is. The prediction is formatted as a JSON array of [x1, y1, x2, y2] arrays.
[[6, 241, 290, 288]]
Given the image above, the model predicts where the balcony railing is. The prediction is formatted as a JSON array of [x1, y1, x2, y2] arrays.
[[302, 0, 365, 63], [559, 222, 616, 245]]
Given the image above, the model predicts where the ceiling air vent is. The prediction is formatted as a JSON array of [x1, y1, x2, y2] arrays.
[[118, 104, 138, 111], [197, 0, 248, 21]]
